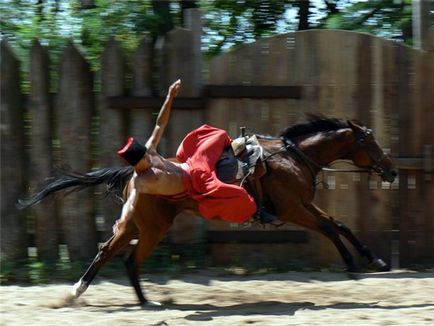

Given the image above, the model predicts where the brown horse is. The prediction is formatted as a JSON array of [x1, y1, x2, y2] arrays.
[[18, 116, 397, 306]]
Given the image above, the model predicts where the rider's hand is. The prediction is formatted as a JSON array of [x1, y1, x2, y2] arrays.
[[112, 219, 120, 234], [112, 219, 125, 234], [168, 79, 181, 98]]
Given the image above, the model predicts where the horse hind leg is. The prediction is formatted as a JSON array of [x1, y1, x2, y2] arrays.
[[308, 204, 388, 272], [123, 243, 149, 306]]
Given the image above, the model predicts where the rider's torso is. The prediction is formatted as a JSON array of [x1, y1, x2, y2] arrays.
[[134, 150, 187, 196]]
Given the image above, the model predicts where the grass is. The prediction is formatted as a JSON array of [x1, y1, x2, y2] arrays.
[[0, 243, 209, 285], [4, 243, 389, 285]]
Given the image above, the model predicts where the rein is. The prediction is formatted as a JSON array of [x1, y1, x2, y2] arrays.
[[261, 137, 374, 190], [281, 138, 373, 173]]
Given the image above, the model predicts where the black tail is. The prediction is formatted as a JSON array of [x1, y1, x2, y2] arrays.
[[17, 166, 134, 209]]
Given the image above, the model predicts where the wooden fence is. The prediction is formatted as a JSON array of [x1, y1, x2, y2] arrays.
[[1, 10, 433, 268]]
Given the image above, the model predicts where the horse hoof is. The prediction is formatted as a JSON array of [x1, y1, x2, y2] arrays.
[[71, 279, 88, 298], [370, 258, 389, 272]]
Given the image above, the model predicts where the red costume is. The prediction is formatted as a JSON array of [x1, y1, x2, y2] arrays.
[[176, 125, 257, 223]]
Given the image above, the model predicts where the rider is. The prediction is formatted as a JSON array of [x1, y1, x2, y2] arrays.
[[114, 79, 273, 233]]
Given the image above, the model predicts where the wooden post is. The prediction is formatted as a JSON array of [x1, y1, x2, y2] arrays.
[[129, 37, 154, 146], [395, 43, 412, 267], [412, 0, 432, 50], [99, 38, 126, 238], [416, 27, 434, 265], [159, 8, 205, 153], [160, 9, 206, 249], [0, 40, 28, 260], [160, 9, 202, 98], [57, 41, 97, 261], [29, 39, 59, 260], [183, 8, 202, 96], [424, 29, 434, 265]]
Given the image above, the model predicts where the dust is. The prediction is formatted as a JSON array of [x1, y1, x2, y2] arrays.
[[43, 294, 87, 309]]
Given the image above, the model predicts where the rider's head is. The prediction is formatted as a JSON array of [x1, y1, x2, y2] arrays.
[[117, 137, 148, 170]]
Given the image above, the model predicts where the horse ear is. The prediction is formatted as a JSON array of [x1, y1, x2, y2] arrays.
[[347, 119, 362, 130]]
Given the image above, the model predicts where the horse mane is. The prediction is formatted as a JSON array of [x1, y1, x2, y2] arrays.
[[279, 114, 349, 140]]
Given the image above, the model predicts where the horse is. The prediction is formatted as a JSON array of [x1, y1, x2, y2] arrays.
[[18, 116, 397, 306]]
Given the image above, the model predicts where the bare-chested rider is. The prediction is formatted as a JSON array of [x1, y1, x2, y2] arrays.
[[115, 79, 274, 233], [114, 80, 186, 232]]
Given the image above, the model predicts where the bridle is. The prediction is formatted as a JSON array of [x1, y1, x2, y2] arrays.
[[349, 126, 389, 177], [263, 126, 389, 188]]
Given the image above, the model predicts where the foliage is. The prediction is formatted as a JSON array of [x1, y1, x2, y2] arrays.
[[318, 0, 414, 45], [0, 0, 182, 71], [1, 0, 419, 70], [0, 242, 208, 284], [200, 0, 293, 56]]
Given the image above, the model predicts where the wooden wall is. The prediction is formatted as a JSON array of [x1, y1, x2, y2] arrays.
[[205, 30, 433, 268]]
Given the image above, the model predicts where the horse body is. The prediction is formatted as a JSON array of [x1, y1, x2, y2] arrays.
[[20, 116, 397, 306]]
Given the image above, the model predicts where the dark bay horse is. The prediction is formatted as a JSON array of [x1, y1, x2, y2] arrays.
[[18, 116, 397, 306]]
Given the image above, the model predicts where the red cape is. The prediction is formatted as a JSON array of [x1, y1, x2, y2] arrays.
[[176, 125, 257, 223]]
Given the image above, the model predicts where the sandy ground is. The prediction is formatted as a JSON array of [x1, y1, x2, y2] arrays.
[[1, 270, 433, 326]]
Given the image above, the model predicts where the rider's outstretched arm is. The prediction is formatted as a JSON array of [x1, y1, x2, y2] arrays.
[[145, 79, 181, 151]]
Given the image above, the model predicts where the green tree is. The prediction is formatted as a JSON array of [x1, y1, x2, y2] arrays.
[[200, 0, 419, 55], [318, 0, 415, 45], [1, 0, 421, 69]]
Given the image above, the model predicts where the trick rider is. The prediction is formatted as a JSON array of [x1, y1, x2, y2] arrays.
[[114, 79, 274, 233]]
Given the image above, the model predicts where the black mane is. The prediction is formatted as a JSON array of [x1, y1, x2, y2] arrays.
[[279, 114, 349, 140]]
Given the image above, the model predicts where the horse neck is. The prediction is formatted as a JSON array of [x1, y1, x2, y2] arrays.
[[298, 129, 353, 169]]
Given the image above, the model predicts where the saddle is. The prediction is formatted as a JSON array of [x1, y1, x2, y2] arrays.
[[216, 132, 267, 206]]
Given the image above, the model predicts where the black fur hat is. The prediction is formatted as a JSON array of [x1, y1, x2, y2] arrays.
[[117, 137, 147, 166]]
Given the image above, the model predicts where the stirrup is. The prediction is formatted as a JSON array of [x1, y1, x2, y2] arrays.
[[254, 207, 276, 225]]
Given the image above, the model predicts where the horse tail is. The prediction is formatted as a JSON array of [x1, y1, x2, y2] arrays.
[[17, 166, 134, 209]]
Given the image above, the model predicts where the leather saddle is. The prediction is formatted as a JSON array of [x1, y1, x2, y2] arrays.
[[216, 132, 277, 224], [216, 134, 266, 185]]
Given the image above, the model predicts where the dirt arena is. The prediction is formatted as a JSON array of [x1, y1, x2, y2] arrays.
[[1, 270, 433, 326]]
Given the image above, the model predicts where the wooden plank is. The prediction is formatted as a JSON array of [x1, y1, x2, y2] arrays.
[[108, 85, 302, 110], [161, 27, 201, 97], [99, 38, 127, 239], [29, 39, 59, 260], [206, 230, 308, 244], [162, 12, 206, 243], [205, 85, 302, 99], [57, 41, 97, 260], [109, 96, 205, 110], [393, 157, 434, 170], [129, 37, 154, 145], [0, 39, 27, 260]]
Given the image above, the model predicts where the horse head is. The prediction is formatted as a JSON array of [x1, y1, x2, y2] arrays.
[[346, 120, 397, 183]]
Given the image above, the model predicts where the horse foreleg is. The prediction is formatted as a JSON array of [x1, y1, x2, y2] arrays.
[[307, 204, 388, 271], [71, 221, 138, 299]]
